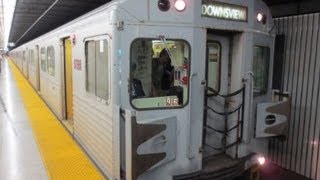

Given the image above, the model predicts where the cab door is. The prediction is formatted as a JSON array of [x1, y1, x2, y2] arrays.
[[122, 37, 192, 180]]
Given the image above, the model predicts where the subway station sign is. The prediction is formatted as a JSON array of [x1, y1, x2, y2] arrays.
[[202, 0, 247, 21]]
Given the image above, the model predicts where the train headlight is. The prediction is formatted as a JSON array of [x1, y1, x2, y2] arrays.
[[158, 0, 170, 12], [257, 156, 266, 166], [174, 0, 186, 12], [257, 13, 267, 24]]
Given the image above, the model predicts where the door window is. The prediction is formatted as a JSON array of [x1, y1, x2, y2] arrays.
[[207, 42, 221, 95]]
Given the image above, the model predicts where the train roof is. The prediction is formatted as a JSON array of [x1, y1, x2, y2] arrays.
[[11, 0, 274, 51]]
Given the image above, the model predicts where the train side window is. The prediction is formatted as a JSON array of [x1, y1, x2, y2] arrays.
[[23, 51, 26, 62], [85, 39, 109, 101], [130, 38, 190, 110], [47, 46, 55, 76], [86, 41, 96, 94], [30, 50, 34, 66], [96, 40, 109, 100], [253, 46, 270, 96], [40, 47, 46, 72], [207, 42, 221, 94]]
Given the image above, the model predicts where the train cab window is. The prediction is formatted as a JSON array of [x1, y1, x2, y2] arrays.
[[253, 46, 270, 96], [130, 38, 190, 109], [40, 47, 46, 72], [207, 42, 221, 94], [47, 46, 55, 76], [85, 39, 109, 101]]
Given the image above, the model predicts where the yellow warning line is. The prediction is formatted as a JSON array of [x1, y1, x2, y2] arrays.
[[8, 59, 104, 180]]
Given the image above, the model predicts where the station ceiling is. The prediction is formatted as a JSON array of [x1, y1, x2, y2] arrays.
[[8, 0, 110, 48], [264, 0, 320, 17], [6, 0, 320, 49]]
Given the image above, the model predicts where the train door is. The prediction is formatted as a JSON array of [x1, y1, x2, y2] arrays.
[[63, 38, 73, 121], [203, 33, 230, 158], [36, 45, 40, 91]]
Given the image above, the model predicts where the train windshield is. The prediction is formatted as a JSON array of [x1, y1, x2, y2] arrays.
[[130, 38, 190, 109]]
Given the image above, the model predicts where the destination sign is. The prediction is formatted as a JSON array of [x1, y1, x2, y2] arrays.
[[202, 0, 247, 21]]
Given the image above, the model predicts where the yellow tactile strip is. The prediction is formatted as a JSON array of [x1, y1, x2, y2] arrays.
[[8, 60, 104, 180]]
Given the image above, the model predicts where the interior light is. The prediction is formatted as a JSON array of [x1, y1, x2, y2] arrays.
[[158, 0, 170, 12], [257, 13, 267, 24], [257, 156, 266, 166], [175, 0, 186, 12]]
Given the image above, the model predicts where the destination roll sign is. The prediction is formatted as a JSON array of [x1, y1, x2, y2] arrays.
[[202, 0, 247, 21]]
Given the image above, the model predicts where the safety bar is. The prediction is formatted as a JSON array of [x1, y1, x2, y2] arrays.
[[203, 85, 246, 157]]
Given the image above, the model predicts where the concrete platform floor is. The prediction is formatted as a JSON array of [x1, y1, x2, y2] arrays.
[[0, 58, 103, 180], [0, 59, 47, 179]]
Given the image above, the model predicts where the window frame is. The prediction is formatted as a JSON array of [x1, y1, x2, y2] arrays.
[[252, 45, 270, 96], [84, 35, 111, 104], [206, 40, 222, 96], [129, 38, 191, 111]]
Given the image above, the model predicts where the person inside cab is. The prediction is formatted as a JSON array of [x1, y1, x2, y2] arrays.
[[159, 49, 174, 91], [131, 63, 145, 98]]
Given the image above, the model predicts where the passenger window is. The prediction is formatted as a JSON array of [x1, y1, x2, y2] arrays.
[[30, 50, 34, 65], [40, 47, 46, 72], [47, 46, 55, 76], [86, 41, 96, 94], [253, 46, 270, 96], [23, 51, 26, 62], [130, 39, 190, 109], [207, 42, 221, 94], [85, 39, 109, 101]]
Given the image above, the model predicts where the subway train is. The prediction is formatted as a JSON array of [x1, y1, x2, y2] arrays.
[[9, 0, 290, 179]]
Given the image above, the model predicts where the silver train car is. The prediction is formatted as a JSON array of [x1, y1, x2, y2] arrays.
[[9, 0, 290, 179]]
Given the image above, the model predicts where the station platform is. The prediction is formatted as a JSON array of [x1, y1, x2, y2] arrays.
[[0, 58, 104, 180]]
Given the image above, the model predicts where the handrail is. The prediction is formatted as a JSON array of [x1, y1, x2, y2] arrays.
[[206, 125, 225, 134], [207, 86, 245, 98], [203, 85, 246, 156], [207, 104, 243, 116]]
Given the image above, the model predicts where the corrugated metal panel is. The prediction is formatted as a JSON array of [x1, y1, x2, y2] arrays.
[[270, 13, 320, 179], [73, 94, 114, 177], [39, 75, 63, 119]]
